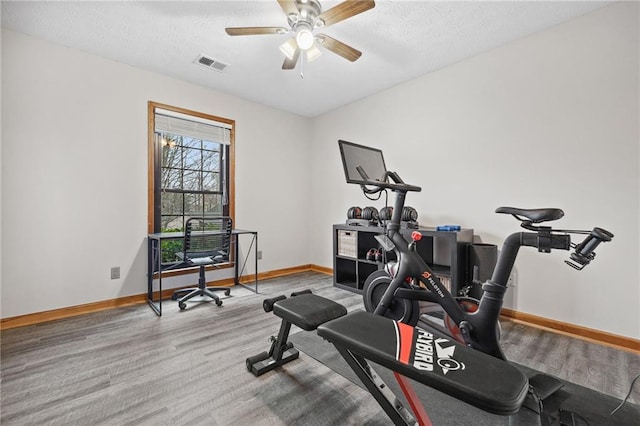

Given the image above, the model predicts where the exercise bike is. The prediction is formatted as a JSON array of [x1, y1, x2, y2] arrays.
[[338, 139, 614, 361], [246, 141, 616, 425]]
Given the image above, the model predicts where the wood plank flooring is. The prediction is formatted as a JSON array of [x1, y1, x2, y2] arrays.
[[1, 272, 638, 425]]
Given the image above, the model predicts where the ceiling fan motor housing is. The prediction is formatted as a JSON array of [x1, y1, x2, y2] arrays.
[[288, 0, 324, 29]]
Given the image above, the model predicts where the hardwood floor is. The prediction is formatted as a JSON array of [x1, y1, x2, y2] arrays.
[[1, 272, 638, 425]]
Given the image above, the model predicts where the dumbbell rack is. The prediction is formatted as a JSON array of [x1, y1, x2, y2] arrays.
[[333, 224, 474, 295]]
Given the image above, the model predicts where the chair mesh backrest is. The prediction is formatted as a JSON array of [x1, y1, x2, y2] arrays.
[[184, 216, 232, 262]]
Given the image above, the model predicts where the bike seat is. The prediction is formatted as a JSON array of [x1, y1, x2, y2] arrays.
[[495, 207, 564, 223]]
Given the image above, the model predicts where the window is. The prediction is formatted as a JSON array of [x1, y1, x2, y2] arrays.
[[148, 102, 235, 261]]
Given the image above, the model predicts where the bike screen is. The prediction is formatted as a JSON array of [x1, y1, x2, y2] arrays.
[[339, 140, 388, 185]]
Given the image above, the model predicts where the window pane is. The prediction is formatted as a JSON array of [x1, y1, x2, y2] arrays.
[[182, 137, 201, 149], [184, 193, 203, 216], [183, 147, 201, 171], [183, 169, 201, 191], [161, 238, 183, 263], [202, 140, 220, 152], [161, 192, 183, 215], [202, 171, 219, 191], [204, 194, 222, 215], [160, 215, 183, 232], [202, 150, 220, 172], [161, 167, 182, 189], [162, 143, 181, 168]]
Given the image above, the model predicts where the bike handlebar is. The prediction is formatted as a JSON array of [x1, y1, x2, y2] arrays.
[[361, 180, 422, 193], [566, 227, 614, 270], [354, 164, 613, 272], [356, 166, 422, 193], [501, 208, 614, 271]]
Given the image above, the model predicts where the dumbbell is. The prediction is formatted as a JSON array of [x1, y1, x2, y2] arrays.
[[347, 206, 362, 219], [379, 206, 393, 221], [402, 207, 418, 222], [361, 206, 379, 221]]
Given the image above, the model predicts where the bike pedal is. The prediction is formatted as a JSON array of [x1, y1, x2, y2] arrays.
[[528, 373, 563, 400]]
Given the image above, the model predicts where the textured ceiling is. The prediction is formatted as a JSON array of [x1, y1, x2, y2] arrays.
[[1, 0, 613, 117]]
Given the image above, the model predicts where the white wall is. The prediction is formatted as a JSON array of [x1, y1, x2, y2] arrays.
[[310, 2, 639, 338], [2, 3, 638, 340], [1, 29, 312, 318]]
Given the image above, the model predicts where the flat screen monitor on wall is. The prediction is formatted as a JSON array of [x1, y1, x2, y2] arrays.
[[338, 140, 387, 185]]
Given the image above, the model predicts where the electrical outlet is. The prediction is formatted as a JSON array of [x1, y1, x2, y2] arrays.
[[257, 250, 263, 260], [110, 267, 120, 280]]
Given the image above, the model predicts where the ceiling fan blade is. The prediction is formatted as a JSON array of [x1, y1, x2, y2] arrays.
[[317, 0, 375, 27], [282, 48, 301, 70], [277, 0, 299, 16], [316, 34, 362, 62], [225, 27, 288, 36]]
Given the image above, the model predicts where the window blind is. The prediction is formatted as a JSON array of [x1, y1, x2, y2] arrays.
[[155, 108, 231, 145]]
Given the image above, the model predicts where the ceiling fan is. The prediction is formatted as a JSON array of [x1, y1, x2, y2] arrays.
[[225, 0, 375, 71]]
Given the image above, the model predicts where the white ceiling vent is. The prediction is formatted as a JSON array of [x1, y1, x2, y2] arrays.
[[194, 54, 228, 72]]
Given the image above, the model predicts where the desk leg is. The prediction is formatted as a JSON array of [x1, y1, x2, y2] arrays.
[[235, 235, 239, 286], [147, 238, 152, 301], [147, 238, 162, 316], [254, 233, 258, 292], [236, 232, 259, 294]]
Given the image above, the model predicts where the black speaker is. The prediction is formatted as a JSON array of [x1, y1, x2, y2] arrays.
[[467, 243, 497, 299]]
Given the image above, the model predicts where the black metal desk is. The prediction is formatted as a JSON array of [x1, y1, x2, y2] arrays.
[[147, 229, 258, 316]]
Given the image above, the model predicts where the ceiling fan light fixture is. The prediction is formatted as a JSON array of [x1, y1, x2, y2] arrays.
[[295, 26, 314, 50], [306, 44, 322, 62], [279, 38, 298, 60]]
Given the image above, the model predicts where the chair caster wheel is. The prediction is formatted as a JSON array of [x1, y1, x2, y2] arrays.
[[171, 293, 178, 301], [216, 300, 223, 306], [225, 289, 231, 296], [178, 302, 186, 310]]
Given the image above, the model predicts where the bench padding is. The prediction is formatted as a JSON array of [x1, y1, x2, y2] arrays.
[[273, 294, 347, 331], [318, 311, 529, 416]]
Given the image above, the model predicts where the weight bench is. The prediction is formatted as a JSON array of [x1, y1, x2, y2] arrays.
[[246, 291, 347, 376], [318, 310, 530, 425], [248, 291, 531, 425]]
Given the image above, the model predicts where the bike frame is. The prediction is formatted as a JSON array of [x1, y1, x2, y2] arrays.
[[341, 140, 611, 360], [372, 185, 571, 360]]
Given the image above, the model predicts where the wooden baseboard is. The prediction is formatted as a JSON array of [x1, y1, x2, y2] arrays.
[[3, 266, 639, 354], [309, 264, 333, 275], [500, 308, 640, 354], [0, 295, 149, 330], [0, 264, 317, 330]]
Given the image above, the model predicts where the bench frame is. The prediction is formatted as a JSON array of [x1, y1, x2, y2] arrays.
[[336, 345, 427, 425], [246, 291, 347, 377]]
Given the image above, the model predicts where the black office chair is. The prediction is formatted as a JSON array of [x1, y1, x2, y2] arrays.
[[170, 216, 232, 310]]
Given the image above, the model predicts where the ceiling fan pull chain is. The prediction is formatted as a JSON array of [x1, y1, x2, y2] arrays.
[[300, 53, 305, 79]]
